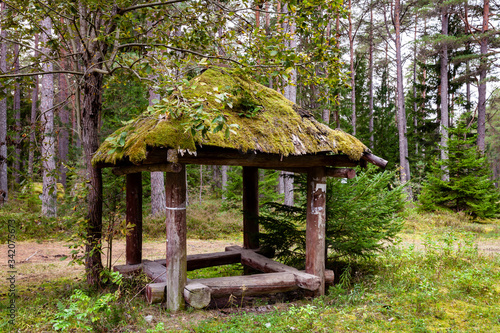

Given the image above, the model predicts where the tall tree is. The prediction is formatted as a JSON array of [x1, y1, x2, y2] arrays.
[[440, 4, 449, 181], [369, 3, 374, 149], [149, 89, 166, 216], [0, 2, 7, 203], [394, 0, 412, 198], [349, 0, 356, 135], [40, 16, 57, 217], [477, 0, 489, 152], [13, 43, 21, 185], [28, 34, 39, 180]]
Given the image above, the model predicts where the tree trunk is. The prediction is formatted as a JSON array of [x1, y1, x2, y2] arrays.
[[221, 165, 228, 200], [28, 34, 39, 180], [413, 15, 418, 156], [0, 2, 7, 204], [440, 6, 449, 181], [282, 4, 295, 206], [394, 0, 412, 198], [369, 4, 374, 149], [349, 0, 356, 136], [477, 0, 489, 153], [13, 43, 21, 186], [149, 90, 166, 216], [40, 17, 57, 217], [82, 68, 104, 287], [58, 72, 69, 188]]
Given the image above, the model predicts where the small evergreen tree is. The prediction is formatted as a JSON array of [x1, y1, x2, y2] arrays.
[[259, 166, 405, 265], [419, 113, 500, 219]]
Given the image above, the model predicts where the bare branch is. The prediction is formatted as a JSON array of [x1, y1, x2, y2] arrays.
[[0, 70, 84, 78], [118, 0, 191, 15]]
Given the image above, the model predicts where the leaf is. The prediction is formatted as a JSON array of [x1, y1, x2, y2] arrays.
[[213, 123, 224, 133], [270, 50, 278, 56]]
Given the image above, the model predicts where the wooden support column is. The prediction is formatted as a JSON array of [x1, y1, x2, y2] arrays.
[[165, 164, 187, 311], [305, 167, 327, 296], [126, 172, 142, 265], [242, 166, 259, 249]]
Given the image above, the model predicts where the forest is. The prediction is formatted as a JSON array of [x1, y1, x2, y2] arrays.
[[1, 0, 500, 332]]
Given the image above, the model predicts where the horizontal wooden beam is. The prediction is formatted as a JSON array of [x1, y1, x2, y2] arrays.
[[362, 152, 388, 169], [143, 147, 359, 168], [191, 272, 299, 297], [113, 263, 142, 276], [112, 162, 182, 175], [326, 168, 356, 179], [143, 260, 167, 283], [226, 246, 320, 291], [154, 251, 241, 271]]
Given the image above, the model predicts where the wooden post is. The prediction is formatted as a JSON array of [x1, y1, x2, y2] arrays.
[[242, 167, 259, 249], [305, 167, 327, 295], [165, 164, 187, 311], [126, 172, 142, 265]]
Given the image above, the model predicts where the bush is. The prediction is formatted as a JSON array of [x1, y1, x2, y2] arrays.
[[419, 113, 500, 219], [259, 166, 405, 264]]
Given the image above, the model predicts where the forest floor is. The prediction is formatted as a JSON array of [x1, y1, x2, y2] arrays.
[[2, 209, 500, 332], [2, 236, 500, 294]]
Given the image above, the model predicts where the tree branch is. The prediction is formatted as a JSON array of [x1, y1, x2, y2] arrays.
[[118, 0, 191, 15], [0, 70, 84, 78]]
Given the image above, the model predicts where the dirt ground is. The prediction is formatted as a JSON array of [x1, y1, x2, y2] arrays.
[[0, 239, 241, 293]]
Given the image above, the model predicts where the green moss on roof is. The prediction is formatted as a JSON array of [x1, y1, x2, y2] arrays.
[[92, 68, 369, 166]]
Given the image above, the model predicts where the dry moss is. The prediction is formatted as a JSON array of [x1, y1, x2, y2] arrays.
[[92, 67, 369, 166]]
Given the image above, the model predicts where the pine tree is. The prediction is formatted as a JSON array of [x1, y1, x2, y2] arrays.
[[419, 113, 500, 219]]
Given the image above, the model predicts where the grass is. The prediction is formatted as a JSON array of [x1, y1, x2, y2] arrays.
[[1, 202, 500, 332]]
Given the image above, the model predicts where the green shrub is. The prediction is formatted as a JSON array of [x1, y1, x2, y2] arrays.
[[419, 113, 500, 219], [259, 166, 405, 264]]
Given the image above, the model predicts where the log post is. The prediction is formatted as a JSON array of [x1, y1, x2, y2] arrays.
[[165, 164, 187, 311], [242, 167, 259, 249], [126, 172, 142, 265], [305, 167, 327, 296]]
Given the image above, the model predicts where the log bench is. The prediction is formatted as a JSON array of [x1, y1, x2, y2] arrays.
[[115, 245, 334, 308]]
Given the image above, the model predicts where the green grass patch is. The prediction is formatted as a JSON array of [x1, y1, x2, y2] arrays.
[[144, 199, 242, 240]]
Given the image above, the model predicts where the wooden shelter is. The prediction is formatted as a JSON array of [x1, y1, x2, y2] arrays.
[[92, 68, 387, 311]]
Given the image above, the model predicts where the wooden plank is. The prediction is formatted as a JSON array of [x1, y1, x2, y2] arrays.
[[165, 164, 187, 311], [191, 272, 298, 297], [226, 246, 320, 291], [265, 167, 355, 179], [112, 163, 182, 175], [143, 260, 167, 283], [139, 147, 358, 168], [113, 263, 142, 276], [242, 167, 259, 249], [153, 251, 241, 270], [126, 172, 142, 265], [326, 168, 356, 179], [305, 167, 327, 296], [183, 282, 211, 309]]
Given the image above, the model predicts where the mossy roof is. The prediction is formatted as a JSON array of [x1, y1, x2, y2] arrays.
[[92, 68, 370, 167]]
